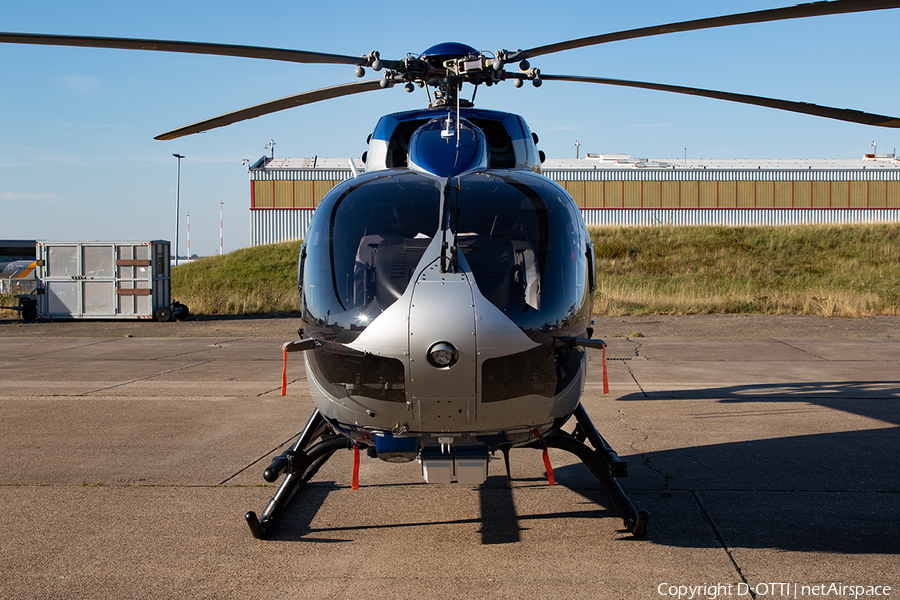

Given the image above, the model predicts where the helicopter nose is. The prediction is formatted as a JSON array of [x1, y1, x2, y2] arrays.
[[345, 255, 539, 431]]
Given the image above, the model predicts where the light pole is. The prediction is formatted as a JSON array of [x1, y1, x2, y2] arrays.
[[172, 154, 185, 266]]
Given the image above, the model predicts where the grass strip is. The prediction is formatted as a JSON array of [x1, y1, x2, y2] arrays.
[[590, 223, 900, 316], [9, 224, 893, 319]]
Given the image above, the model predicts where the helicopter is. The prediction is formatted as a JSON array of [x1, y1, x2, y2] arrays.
[[4, 0, 900, 541]]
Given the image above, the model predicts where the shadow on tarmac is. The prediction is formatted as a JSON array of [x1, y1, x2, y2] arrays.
[[604, 379, 900, 554], [256, 380, 899, 553]]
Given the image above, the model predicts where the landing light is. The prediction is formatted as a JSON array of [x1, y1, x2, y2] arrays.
[[427, 342, 458, 368]]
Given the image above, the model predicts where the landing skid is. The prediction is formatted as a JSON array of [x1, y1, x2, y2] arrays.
[[245, 405, 648, 540], [245, 408, 343, 539], [546, 404, 649, 538]]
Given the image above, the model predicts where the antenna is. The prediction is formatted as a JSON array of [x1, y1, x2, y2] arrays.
[[186, 212, 190, 261], [457, 84, 461, 144], [219, 201, 224, 256], [172, 154, 185, 267], [265, 139, 276, 159]]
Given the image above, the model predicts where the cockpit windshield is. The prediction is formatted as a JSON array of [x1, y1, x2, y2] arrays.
[[301, 171, 442, 338], [452, 171, 589, 334], [300, 168, 589, 342]]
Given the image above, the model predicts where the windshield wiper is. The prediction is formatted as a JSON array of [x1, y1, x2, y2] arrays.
[[440, 177, 460, 274]]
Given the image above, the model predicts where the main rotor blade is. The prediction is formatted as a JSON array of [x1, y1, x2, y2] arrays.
[[539, 74, 900, 128], [522, 0, 900, 59], [154, 80, 386, 140], [0, 32, 367, 66]]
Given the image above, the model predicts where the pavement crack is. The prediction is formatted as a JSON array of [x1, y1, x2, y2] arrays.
[[219, 430, 303, 485], [690, 490, 756, 599], [611, 400, 665, 490], [624, 362, 648, 397], [82, 360, 216, 395], [257, 377, 305, 397], [626, 337, 644, 359], [771, 337, 828, 360], [640, 455, 674, 490], [10, 338, 118, 360], [154, 338, 243, 360], [617, 413, 673, 490]]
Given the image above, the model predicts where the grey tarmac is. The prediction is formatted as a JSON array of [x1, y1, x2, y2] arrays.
[[0, 314, 897, 599]]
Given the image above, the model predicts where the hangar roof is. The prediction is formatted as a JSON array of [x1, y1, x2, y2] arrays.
[[252, 154, 900, 174], [542, 154, 900, 171]]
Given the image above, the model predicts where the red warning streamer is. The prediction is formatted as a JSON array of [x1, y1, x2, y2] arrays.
[[542, 446, 556, 486], [602, 343, 609, 394], [281, 345, 288, 396], [532, 429, 555, 486], [352, 443, 360, 490]]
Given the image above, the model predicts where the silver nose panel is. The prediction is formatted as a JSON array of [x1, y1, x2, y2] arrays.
[[347, 251, 540, 433], [408, 262, 477, 431]]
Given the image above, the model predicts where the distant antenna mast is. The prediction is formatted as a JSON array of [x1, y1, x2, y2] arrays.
[[265, 139, 276, 159], [172, 154, 185, 266], [574, 140, 581, 159], [186, 212, 191, 260], [871, 140, 877, 155]]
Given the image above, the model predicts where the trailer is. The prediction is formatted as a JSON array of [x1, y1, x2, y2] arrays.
[[33, 240, 186, 321]]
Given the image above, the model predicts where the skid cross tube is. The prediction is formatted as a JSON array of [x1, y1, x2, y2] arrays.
[[573, 403, 628, 477]]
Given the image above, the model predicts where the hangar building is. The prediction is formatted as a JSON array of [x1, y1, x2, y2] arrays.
[[247, 154, 900, 246]]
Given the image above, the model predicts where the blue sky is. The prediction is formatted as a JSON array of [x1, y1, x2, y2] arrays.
[[2, 0, 899, 255]]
